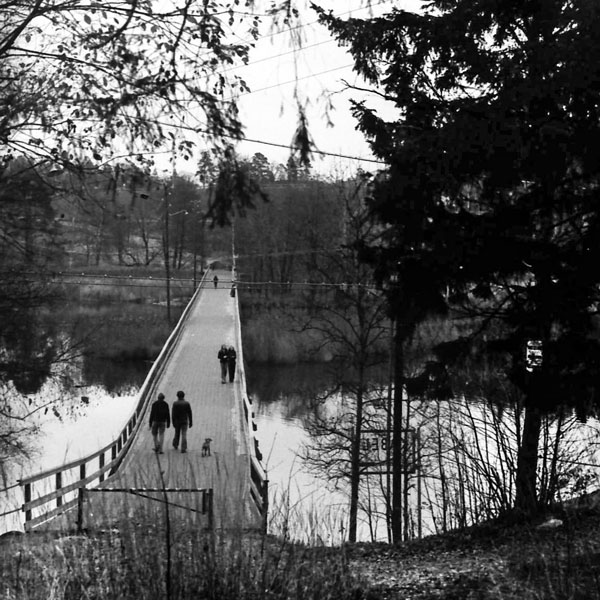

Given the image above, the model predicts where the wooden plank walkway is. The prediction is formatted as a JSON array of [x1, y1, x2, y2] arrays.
[[77, 269, 263, 532]]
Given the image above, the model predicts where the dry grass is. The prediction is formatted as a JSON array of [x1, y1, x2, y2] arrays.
[[5, 499, 600, 599], [0, 520, 363, 599]]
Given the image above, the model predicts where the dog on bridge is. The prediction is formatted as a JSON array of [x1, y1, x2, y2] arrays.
[[202, 438, 213, 457]]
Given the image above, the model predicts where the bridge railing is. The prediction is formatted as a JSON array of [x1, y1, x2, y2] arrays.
[[19, 272, 209, 532], [232, 271, 268, 531]]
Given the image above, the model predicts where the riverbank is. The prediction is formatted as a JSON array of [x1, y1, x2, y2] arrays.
[[2, 499, 600, 599]]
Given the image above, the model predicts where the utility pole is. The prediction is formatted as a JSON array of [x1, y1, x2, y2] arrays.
[[163, 181, 172, 324]]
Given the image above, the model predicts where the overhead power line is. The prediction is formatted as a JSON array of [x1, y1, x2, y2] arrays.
[[225, 38, 334, 73], [0, 270, 383, 291], [0, 270, 194, 284], [237, 0, 396, 45], [233, 63, 356, 98], [137, 114, 386, 165], [233, 134, 386, 165], [166, 2, 396, 165], [224, 0, 397, 74]]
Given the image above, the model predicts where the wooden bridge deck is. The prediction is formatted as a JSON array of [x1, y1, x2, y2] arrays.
[[70, 269, 263, 532]]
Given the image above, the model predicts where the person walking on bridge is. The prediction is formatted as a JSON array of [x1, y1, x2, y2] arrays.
[[227, 345, 237, 382], [218, 344, 229, 383], [149, 392, 170, 454], [172, 390, 193, 453]]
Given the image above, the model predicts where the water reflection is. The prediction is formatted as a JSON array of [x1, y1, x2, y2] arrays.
[[83, 356, 152, 394], [247, 363, 337, 417], [0, 381, 137, 534], [247, 363, 375, 544], [2, 306, 60, 395]]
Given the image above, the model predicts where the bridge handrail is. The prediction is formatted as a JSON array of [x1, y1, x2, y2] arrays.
[[19, 271, 209, 530], [232, 271, 268, 527]]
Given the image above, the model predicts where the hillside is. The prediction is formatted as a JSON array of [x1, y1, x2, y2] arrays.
[[345, 500, 600, 599]]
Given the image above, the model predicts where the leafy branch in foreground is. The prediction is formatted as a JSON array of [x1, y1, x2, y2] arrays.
[[1, 1, 261, 171]]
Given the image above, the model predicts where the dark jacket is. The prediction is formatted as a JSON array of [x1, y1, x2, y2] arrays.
[[172, 399, 193, 428], [218, 348, 228, 363], [149, 399, 170, 427], [227, 348, 237, 363]]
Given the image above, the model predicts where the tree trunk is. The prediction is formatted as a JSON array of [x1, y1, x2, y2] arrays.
[[403, 398, 411, 539], [391, 323, 404, 543], [349, 383, 364, 542], [514, 404, 542, 514]]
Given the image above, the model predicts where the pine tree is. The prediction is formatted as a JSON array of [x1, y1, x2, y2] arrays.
[[316, 0, 600, 517]]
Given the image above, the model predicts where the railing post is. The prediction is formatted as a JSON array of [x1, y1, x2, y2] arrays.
[[23, 482, 32, 524], [56, 472, 63, 508], [207, 489, 214, 532], [99, 453, 105, 483], [77, 487, 86, 533], [207, 488, 216, 557], [261, 480, 269, 535]]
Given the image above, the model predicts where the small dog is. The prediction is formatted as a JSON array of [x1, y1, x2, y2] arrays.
[[201, 438, 212, 457]]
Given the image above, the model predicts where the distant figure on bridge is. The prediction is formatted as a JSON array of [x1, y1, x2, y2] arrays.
[[149, 392, 170, 454], [213, 275, 219, 288], [172, 390, 193, 453], [218, 344, 229, 383], [227, 345, 237, 383]]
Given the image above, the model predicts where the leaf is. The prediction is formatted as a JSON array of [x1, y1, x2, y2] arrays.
[[84, 13, 92, 25]]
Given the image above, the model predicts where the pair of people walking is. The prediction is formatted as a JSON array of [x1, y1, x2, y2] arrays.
[[217, 344, 237, 383], [149, 390, 193, 454]]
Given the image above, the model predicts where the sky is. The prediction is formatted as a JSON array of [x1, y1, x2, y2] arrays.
[[149, 0, 422, 179], [229, 0, 421, 177]]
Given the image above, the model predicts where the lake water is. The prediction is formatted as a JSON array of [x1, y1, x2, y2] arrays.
[[246, 363, 366, 544], [5, 353, 600, 543]]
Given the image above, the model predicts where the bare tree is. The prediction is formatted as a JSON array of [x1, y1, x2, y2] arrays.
[[300, 178, 389, 542]]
